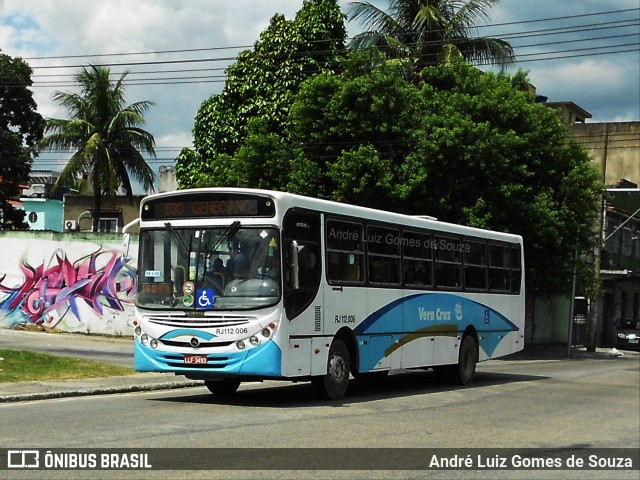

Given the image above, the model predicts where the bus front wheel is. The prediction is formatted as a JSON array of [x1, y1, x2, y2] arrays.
[[205, 378, 241, 396], [312, 339, 350, 400]]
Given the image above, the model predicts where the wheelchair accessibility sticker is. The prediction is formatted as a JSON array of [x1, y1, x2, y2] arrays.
[[196, 288, 215, 309]]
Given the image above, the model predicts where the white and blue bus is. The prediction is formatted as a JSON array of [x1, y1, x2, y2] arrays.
[[132, 188, 525, 399]]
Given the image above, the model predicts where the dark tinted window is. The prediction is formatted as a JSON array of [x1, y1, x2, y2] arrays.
[[403, 231, 433, 287], [326, 219, 364, 283], [366, 225, 401, 284]]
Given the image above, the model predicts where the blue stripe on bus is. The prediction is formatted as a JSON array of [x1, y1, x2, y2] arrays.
[[160, 329, 217, 341], [133, 338, 282, 377], [354, 293, 519, 371]]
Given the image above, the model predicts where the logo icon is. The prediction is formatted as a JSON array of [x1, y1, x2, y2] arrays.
[[196, 289, 215, 309], [8, 450, 40, 469], [183, 281, 195, 295]]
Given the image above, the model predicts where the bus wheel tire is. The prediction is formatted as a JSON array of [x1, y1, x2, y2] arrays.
[[205, 378, 241, 396], [455, 336, 478, 386], [312, 339, 350, 400], [433, 336, 477, 385]]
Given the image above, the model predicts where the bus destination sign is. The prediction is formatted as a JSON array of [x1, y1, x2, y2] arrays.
[[141, 193, 276, 220]]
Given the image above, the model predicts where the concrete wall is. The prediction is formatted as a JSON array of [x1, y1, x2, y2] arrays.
[[0, 231, 138, 336], [530, 296, 571, 345], [571, 122, 640, 186]]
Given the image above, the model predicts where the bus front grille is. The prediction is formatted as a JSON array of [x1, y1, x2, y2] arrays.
[[147, 315, 253, 328], [159, 339, 234, 348]]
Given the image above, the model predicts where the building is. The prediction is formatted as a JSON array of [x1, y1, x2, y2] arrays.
[[570, 122, 640, 348], [62, 194, 144, 234], [598, 184, 640, 347], [18, 170, 145, 234], [532, 94, 639, 348], [19, 170, 64, 232]]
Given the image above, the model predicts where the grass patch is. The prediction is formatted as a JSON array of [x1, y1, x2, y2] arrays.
[[0, 349, 134, 383]]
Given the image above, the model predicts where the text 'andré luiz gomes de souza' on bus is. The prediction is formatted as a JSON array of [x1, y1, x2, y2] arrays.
[[328, 225, 472, 253]]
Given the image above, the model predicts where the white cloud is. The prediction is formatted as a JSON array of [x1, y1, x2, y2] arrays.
[[531, 59, 625, 98]]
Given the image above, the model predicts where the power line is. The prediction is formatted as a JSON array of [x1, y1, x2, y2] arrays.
[[0, 8, 635, 89], [19, 7, 639, 62], [15, 9, 637, 67]]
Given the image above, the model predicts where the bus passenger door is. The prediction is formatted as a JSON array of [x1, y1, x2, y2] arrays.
[[283, 209, 322, 337]]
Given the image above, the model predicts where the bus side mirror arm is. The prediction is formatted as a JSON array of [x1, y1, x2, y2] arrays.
[[121, 217, 139, 259], [288, 241, 299, 290]]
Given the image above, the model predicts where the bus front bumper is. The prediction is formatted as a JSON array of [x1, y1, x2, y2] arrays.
[[134, 338, 282, 377]]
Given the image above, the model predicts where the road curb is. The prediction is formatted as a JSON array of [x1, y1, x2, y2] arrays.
[[0, 380, 202, 404]]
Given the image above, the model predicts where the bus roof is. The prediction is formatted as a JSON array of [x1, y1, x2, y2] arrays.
[[141, 187, 523, 244]]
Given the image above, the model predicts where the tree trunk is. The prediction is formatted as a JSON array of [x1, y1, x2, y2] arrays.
[[92, 191, 101, 232]]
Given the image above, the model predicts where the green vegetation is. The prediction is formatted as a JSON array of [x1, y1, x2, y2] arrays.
[[348, 0, 515, 78], [0, 51, 45, 230], [0, 349, 134, 383], [36, 65, 156, 231], [175, 0, 602, 298]]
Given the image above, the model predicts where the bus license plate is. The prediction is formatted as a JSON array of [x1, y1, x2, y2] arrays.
[[184, 355, 208, 365]]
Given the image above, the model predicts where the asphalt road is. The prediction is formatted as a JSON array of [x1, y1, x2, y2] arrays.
[[0, 333, 638, 480]]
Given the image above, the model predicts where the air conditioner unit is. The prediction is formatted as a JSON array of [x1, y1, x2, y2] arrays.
[[31, 184, 46, 195], [64, 220, 78, 231]]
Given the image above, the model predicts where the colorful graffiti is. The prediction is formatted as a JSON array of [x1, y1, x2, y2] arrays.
[[0, 248, 136, 329]]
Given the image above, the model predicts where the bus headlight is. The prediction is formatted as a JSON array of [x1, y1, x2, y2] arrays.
[[150, 338, 158, 349], [134, 326, 142, 336], [249, 336, 259, 346], [262, 328, 271, 338], [236, 340, 246, 350], [141, 334, 149, 345]]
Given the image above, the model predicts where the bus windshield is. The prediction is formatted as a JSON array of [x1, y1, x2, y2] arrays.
[[137, 225, 281, 310]]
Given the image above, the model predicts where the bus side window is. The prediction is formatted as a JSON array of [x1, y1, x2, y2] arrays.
[[326, 219, 364, 284], [489, 244, 511, 292]]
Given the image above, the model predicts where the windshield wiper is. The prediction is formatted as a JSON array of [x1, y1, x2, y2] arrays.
[[164, 222, 190, 254], [207, 220, 241, 258]]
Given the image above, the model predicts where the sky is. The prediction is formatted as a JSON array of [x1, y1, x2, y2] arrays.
[[1, 0, 639, 193]]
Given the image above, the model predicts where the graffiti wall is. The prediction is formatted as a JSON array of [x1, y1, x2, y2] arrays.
[[0, 231, 138, 335]]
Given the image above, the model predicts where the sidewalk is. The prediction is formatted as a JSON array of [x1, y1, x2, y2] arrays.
[[507, 344, 637, 360], [0, 373, 202, 403]]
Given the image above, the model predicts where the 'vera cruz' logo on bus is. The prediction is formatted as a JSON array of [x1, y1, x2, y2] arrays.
[[418, 303, 463, 322]]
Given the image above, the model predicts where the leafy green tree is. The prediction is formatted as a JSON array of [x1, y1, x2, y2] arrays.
[[0, 52, 44, 229], [348, 0, 515, 79], [176, 0, 347, 188], [281, 59, 600, 297], [402, 62, 601, 296], [285, 51, 421, 207], [36, 65, 156, 231]]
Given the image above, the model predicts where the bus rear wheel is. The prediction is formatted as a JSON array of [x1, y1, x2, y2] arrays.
[[205, 378, 241, 396], [312, 339, 350, 400], [433, 336, 478, 386], [454, 336, 478, 385]]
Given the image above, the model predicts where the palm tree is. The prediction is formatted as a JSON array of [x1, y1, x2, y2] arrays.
[[348, 0, 515, 78], [37, 65, 156, 231]]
